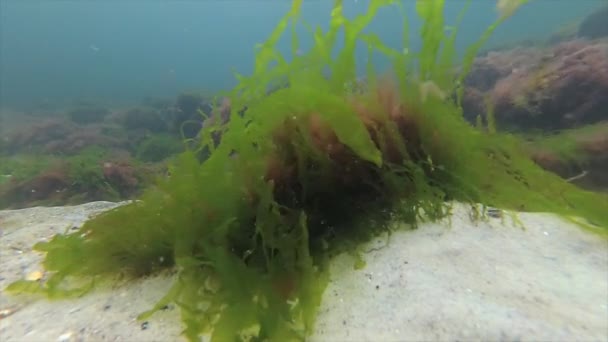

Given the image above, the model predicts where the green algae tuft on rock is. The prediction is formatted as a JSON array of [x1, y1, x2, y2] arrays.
[[6, 1, 608, 341]]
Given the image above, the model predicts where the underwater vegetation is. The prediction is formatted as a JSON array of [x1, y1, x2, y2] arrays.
[[3, 116, 126, 155], [0, 154, 52, 185], [464, 38, 608, 131], [462, 30, 607, 189], [173, 92, 214, 138], [4, 118, 77, 154], [526, 122, 608, 192], [136, 134, 184, 162], [6, 0, 608, 341], [0, 147, 158, 209], [0, 95, 210, 208]]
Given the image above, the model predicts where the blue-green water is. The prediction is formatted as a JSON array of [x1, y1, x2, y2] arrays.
[[0, 0, 603, 109]]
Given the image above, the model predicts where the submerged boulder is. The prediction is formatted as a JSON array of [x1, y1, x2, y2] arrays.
[[578, 5, 608, 39], [464, 38, 608, 131]]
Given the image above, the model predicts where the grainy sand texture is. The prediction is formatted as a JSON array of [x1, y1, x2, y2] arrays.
[[1, 201, 607, 341]]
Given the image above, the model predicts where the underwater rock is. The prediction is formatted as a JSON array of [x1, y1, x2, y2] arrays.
[[0, 202, 606, 341], [464, 38, 608, 131], [141, 96, 174, 111], [4, 117, 128, 156], [578, 5, 608, 39], [43, 125, 128, 155], [0, 201, 184, 342], [5, 118, 76, 154], [120, 107, 168, 133], [66, 105, 110, 125]]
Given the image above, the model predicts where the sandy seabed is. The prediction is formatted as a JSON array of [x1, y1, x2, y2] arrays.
[[0, 201, 606, 342]]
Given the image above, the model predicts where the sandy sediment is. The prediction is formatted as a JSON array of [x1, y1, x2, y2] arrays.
[[0, 201, 606, 341]]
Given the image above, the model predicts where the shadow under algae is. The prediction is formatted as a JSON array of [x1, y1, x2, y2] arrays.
[[6, 1, 608, 341]]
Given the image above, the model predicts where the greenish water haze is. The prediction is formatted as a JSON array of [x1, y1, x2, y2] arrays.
[[0, 0, 603, 109]]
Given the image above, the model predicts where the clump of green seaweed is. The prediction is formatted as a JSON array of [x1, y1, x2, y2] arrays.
[[0, 147, 158, 209], [136, 134, 184, 162], [524, 122, 608, 191], [7, 0, 608, 341]]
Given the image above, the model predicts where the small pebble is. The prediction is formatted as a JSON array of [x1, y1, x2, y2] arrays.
[[487, 208, 502, 218], [25, 270, 43, 281], [57, 331, 73, 342], [0, 308, 16, 319]]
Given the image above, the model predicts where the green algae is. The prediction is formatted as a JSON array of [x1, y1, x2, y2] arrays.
[[525, 122, 608, 164], [6, 0, 608, 341]]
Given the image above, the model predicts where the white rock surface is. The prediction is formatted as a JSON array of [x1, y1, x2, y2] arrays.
[[1, 201, 607, 341], [0, 202, 184, 342]]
